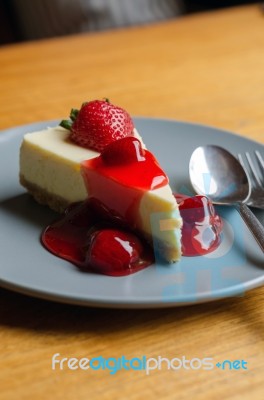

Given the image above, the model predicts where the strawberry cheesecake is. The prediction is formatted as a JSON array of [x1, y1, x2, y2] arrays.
[[20, 100, 183, 263]]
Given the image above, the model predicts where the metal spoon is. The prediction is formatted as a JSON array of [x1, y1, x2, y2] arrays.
[[189, 145, 264, 252]]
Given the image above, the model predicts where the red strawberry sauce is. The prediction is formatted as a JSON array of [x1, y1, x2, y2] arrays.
[[42, 137, 223, 276], [42, 194, 223, 277], [81, 145, 168, 230]]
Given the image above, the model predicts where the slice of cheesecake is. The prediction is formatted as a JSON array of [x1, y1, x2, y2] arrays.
[[20, 100, 182, 262], [20, 126, 182, 262]]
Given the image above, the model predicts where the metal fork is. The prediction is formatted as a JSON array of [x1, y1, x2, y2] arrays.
[[238, 151, 264, 209]]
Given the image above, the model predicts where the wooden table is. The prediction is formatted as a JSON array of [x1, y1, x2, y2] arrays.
[[1, 5, 264, 399]]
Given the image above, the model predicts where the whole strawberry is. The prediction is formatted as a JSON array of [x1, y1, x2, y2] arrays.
[[60, 99, 134, 152]]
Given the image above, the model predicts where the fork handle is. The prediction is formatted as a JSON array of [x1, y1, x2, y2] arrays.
[[238, 204, 264, 252]]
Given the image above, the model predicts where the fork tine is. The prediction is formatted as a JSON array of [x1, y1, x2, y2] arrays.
[[255, 151, 264, 179], [237, 153, 254, 185], [237, 151, 264, 208], [245, 152, 262, 187], [237, 153, 246, 170]]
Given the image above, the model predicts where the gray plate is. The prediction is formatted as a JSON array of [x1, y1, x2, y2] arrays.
[[0, 118, 264, 308]]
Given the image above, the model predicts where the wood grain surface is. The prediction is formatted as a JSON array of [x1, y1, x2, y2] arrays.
[[0, 5, 264, 400]]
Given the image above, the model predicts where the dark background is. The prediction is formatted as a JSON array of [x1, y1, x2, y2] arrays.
[[0, 0, 259, 45]]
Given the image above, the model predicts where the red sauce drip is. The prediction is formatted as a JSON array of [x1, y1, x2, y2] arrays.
[[175, 194, 223, 256], [42, 194, 223, 276], [81, 150, 168, 228], [83, 149, 168, 191], [42, 200, 154, 277], [81, 146, 168, 229]]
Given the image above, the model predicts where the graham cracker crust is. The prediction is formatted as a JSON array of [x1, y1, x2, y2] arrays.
[[20, 174, 68, 213]]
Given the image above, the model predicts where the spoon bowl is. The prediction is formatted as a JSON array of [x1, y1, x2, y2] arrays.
[[189, 145, 251, 204]]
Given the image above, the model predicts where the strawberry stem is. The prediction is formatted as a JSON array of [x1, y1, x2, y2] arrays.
[[59, 119, 73, 130], [60, 107, 79, 130], [70, 108, 79, 121]]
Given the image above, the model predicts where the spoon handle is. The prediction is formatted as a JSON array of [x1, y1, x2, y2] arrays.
[[238, 204, 264, 252]]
